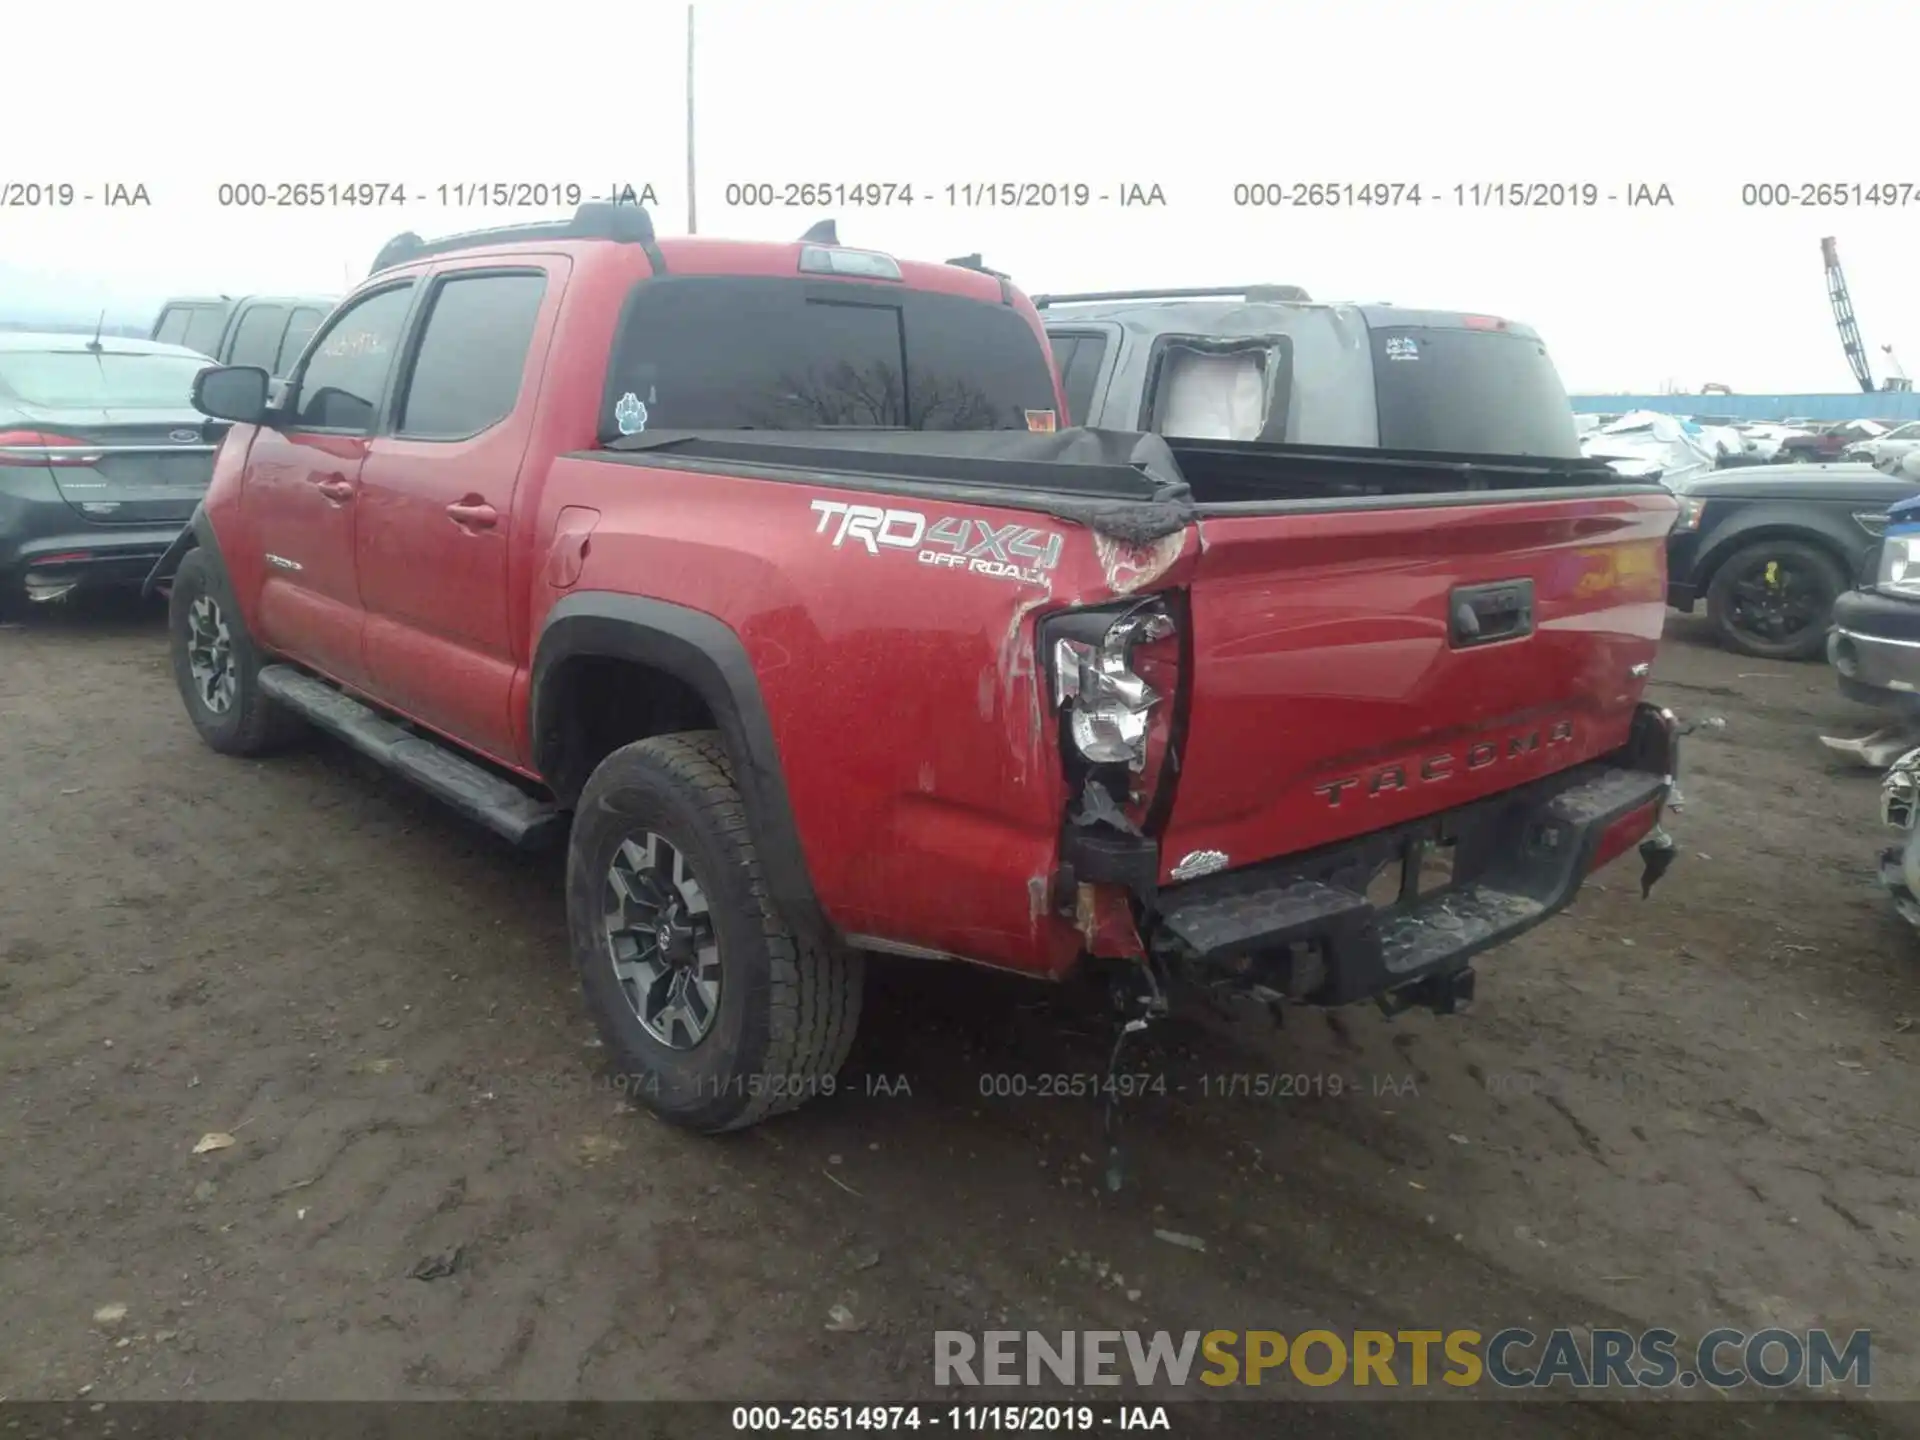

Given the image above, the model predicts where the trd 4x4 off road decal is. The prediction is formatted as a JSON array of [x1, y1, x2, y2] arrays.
[[809, 500, 1063, 585]]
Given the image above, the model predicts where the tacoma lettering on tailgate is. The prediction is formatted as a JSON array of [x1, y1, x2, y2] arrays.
[[809, 499, 1063, 585], [1314, 719, 1576, 807]]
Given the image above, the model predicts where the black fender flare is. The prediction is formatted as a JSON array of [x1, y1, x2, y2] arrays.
[[141, 504, 225, 598], [530, 591, 831, 948]]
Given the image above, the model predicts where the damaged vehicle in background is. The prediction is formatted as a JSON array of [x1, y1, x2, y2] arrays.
[[1580, 411, 1718, 488], [1778, 419, 1889, 464], [0, 332, 219, 615], [1035, 285, 1586, 461], [1736, 422, 1812, 464], [1842, 420, 1920, 471], [1666, 461, 1914, 659], [145, 209, 1685, 1137]]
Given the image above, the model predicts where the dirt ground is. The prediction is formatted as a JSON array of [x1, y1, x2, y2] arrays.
[[2, 594, 1917, 1436]]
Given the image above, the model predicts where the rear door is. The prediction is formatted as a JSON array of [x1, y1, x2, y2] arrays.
[[1159, 484, 1675, 878], [239, 281, 418, 687], [354, 261, 558, 761], [0, 348, 219, 526]]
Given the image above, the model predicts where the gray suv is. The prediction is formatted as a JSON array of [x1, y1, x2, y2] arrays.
[[1039, 285, 1583, 460]]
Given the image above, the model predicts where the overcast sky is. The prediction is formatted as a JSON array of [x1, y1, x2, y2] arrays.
[[7, 0, 1916, 394]]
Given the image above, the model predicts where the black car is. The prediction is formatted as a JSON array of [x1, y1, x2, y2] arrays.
[[151, 294, 337, 378], [1666, 462, 1920, 659], [0, 332, 222, 611]]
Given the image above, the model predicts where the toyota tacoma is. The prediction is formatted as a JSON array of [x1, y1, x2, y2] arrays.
[[147, 203, 1685, 1132]]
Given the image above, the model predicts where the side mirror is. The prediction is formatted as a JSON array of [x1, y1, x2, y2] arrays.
[[192, 365, 271, 425]]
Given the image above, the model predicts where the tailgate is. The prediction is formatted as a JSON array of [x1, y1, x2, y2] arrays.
[[1159, 492, 1674, 878]]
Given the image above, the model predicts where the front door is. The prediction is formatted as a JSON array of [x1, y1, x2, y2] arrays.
[[239, 281, 417, 687], [356, 263, 558, 762]]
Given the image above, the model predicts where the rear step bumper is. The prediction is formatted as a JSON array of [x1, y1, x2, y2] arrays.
[[257, 665, 565, 850], [1153, 733, 1676, 1009]]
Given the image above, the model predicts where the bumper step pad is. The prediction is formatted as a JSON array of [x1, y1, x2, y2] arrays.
[[1156, 763, 1670, 1006]]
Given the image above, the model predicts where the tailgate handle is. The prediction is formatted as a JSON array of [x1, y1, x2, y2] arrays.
[[1450, 579, 1534, 648]]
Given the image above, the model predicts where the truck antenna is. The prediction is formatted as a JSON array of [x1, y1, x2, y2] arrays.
[[685, 4, 698, 234], [86, 309, 106, 352]]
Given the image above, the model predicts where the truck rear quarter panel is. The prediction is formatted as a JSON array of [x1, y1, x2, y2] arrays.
[[542, 458, 1174, 974]]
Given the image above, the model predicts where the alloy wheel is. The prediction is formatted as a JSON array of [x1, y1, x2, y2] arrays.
[[185, 594, 238, 714], [603, 831, 722, 1048]]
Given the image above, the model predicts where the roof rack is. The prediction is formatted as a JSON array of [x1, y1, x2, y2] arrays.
[[1032, 284, 1310, 309], [368, 201, 662, 277], [944, 253, 1016, 306], [945, 253, 1009, 279]]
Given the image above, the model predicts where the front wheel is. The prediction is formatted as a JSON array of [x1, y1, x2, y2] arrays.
[[1705, 539, 1847, 661], [565, 731, 863, 1132], [166, 547, 306, 755]]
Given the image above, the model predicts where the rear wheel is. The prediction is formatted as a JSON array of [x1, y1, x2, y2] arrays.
[[1705, 538, 1847, 661], [566, 731, 863, 1132], [166, 547, 306, 755]]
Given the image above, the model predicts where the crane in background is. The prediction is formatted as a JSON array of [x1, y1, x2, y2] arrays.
[[1822, 236, 1914, 393]]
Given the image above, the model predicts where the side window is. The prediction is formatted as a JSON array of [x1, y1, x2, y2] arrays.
[[180, 306, 229, 359], [1054, 332, 1109, 427], [395, 273, 548, 439], [1144, 340, 1278, 442], [225, 305, 287, 372], [153, 307, 192, 345], [276, 307, 325, 377], [1048, 335, 1078, 404], [289, 285, 415, 432]]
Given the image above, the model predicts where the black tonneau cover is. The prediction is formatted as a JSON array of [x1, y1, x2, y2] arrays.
[[583, 427, 1656, 542], [603, 426, 1188, 500]]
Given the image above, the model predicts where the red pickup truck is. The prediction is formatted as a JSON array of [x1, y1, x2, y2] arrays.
[[151, 203, 1683, 1133]]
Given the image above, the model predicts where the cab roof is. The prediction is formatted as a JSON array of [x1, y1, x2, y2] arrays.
[[366, 203, 1013, 308]]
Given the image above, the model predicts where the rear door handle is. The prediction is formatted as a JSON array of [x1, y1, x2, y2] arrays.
[[446, 498, 499, 530], [314, 477, 355, 503]]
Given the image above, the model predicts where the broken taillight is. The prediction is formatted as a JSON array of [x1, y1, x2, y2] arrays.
[[1041, 595, 1185, 831]]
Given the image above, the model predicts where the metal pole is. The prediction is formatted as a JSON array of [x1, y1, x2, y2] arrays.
[[686, 4, 698, 234]]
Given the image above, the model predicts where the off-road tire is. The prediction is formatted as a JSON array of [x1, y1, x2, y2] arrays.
[[1705, 538, 1849, 662], [167, 547, 306, 755], [566, 731, 863, 1132]]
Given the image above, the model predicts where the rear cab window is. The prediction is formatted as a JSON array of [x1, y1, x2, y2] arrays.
[[1367, 319, 1582, 457], [600, 277, 1059, 438]]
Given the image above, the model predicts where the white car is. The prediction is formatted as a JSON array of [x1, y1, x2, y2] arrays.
[[1844, 420, 1920, 468]]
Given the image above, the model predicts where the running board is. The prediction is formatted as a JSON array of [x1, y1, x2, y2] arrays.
[[257, 665, 565, 850]]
